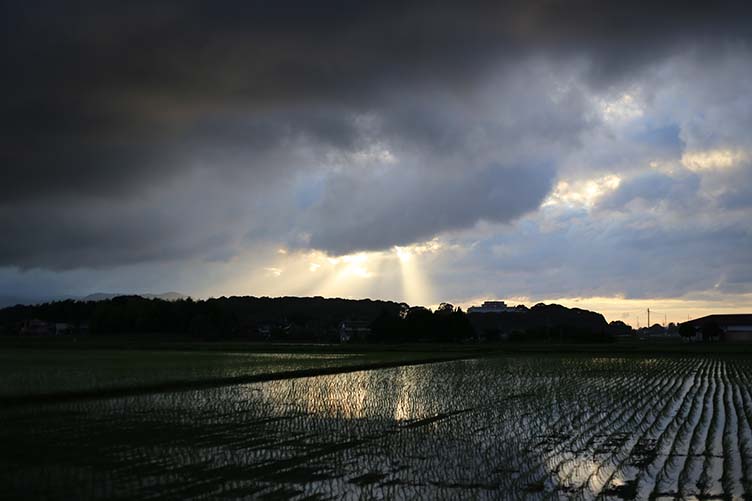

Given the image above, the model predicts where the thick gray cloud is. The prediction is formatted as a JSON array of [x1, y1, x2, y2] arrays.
[[598, 171, 701, 211], [305, 161, 556, 254]]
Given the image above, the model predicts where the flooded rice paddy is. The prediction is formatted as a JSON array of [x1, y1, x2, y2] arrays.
[[0, 351, 367, 398], [3, 356, 752, 499]]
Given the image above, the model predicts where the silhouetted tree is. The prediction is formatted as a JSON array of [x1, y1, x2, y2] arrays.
[[371, 308, 406, 343], [679, 322, 695, 341], [607, 320, 633, 337]]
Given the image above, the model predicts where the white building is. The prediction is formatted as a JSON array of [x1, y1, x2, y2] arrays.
[[467, 301, 520, 314], [339, 320, 371, 343], [55, 323, 72, 335]]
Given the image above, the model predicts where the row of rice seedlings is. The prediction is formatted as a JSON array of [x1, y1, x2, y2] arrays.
[[468, 361, 640, 492], [610, 359, 707, 498], [553, 367, 687, 494], [476, 358, 700, 494], [508, 359, 686, 494], [506, 366, 640, 490], [643, 358, 715, 497], [732, 360, 752, 492], [676, 359, 721, 497], [583, 366, 699, 498], [719, 360, 744, 497], [697, 361, 727, 497]]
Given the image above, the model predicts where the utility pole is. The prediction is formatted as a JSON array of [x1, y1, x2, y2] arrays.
[[647, 308, 650, 328]]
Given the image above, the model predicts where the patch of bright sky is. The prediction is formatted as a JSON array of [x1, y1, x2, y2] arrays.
[[599, 92, 644, 123], [542, 175, 621, 209], [648, 159, 680, 175], [681, 148, 748, 171], [209, 240, 444, 306], [263, 267, 283, 277]]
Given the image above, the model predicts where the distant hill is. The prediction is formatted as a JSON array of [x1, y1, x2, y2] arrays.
[[0, 295, 405, 340], [0, 295, 612, 343], [82, 292, 188, 302], [0, 295, 52, 309], [468, 302, 609, 341], [0, 292, 188, 308]]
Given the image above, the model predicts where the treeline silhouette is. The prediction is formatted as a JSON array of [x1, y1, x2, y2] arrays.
[[468, 303, 610, 343], [372, 304, 475, 343], [0, 295, 612, 343]]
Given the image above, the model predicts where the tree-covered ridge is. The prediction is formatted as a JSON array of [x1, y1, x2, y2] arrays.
[[0, 295, 612, 343], [0, 296, 400, 339]]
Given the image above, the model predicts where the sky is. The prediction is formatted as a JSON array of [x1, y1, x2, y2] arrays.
[[2, 1, 752, 326]]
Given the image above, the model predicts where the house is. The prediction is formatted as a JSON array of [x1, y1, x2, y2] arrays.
[[684, 314, 752, 342], [256, 324, 272, 340], [256, 321, 292, 340], [19, 319, 53, 336], [55, 323, 72, 335], [339, 320, 371, 343]]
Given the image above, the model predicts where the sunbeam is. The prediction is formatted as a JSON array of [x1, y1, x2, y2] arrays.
[[394, 245, 433, 306]]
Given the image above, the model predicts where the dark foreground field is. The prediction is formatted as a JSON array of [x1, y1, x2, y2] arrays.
[[4, 342, 752, 499]]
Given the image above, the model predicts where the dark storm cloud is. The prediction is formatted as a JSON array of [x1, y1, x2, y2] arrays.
[[5, 0, 750, 197], [306, 162, 555, 254], [2, 0, 752, 269]]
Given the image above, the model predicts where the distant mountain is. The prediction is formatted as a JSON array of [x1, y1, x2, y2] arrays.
[[0, 295, 52, 309], [82, 292, 188, 302], [0, 292, 189, 308], [146, 292, 187, 301]]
